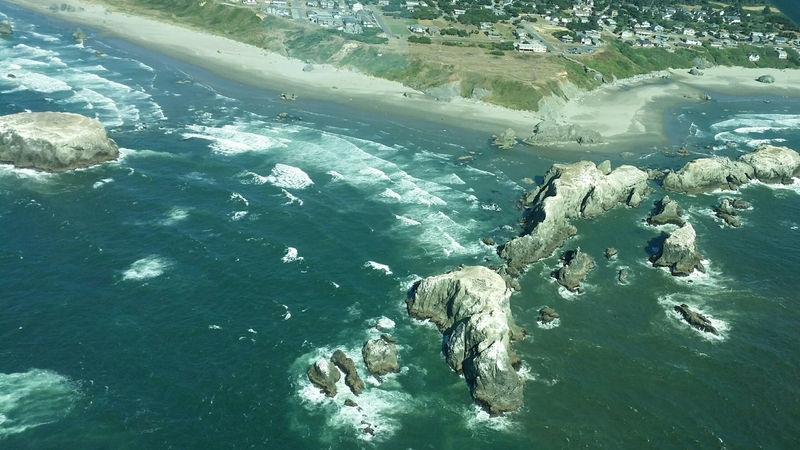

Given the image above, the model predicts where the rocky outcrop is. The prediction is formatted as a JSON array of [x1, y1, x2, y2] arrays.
[[0, 112, 118, 172], [688, 68, 704, 76], [739, 144, 800, 183], [331, 349, 364, 395], [650, 222, 705, 276], [618, 268, 628, 283], [647, 196, 685, 226], [72, 28, 87, 42], [662, 145, 800, 194], [492, 128, 517, 149], [554, 248, 595, 292], [0, 20, 12, 35], [674, 304, 718, 335], [757, 75, 775, 84], [362, 338, 399, 376], [499, 161, 650, 271], [604, 247, 617, 259], [538, 307, 559, 324], [524, 120, 602, 146], [714, 197, 750, 227], [408, 266, 524, 413], [307, 359, 341, 397]]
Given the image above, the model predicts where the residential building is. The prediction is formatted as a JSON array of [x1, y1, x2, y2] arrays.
[[516, 39, 547, 52]]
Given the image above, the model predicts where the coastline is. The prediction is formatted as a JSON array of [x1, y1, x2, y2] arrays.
[[5, 0, 800, 150]]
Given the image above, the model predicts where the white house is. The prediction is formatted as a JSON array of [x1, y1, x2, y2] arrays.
[[683, 28, 696, 36], [516, 39, 547, 52], [351, 2, 363, 12], [748, 53, 760, 62], [777, 49, 788, 59]]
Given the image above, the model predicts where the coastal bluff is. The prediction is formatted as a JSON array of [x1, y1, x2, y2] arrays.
[[0, 112, 119, 172], [408, 266, 525, 414]]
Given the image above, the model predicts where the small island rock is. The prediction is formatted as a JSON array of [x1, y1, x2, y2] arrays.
[[0, 20, 12, 35], [492, 128, 517, 149], [756, 75, 775, 84], [554, 248, 595, 292], [647, 196, 685, 226], [538, 307, 559, 324], [650, 222, 705, 276], [307, 359, 341, 397], [331, 349, 365, 395], [0, 112, 119, 172], [674, 303, 718, 335], [362, 338, 399, 376]]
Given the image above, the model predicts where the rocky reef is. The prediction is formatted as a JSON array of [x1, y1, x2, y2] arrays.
[[650, 222, 705, 276], [362, 337, 399, 376], [0, 112, 119, 172], [500, 160, 650, 271], [407, 266, 524, 414], [647, 196, 685, 226], [714, 198, 750, 228], [491, 128, 517, 149], [674, 304, 718, 335], [662, 145, 800, 194]]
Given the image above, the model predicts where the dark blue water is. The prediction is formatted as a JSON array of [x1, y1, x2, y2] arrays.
[[2, 4, 800, 449]]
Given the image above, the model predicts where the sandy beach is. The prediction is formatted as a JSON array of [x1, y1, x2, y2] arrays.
[[5, 0, 800, 148]]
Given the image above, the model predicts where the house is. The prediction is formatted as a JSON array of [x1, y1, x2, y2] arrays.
[[351, 2, 363, 12], [408, 25, 427, 33], [684, 38, 700, 45], [774, 37, 787, 45], [777, 49, 788, 59], [479, 22, 493, 30], [453, 9, 466, 16], [306, 0, 318, 6], [513, 30, 528, 39], [242, 0, 258, 4], [620, 30, 633, 39], [651, 24, 664, 33], [683, 28, 696, 36], [560, 35, 574, 43], [319, 0, 334, 8], [516, 39, 547, 52], [748, 53, 760, 62]]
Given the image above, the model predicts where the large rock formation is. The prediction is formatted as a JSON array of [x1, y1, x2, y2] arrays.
[[307, 359, 341, 397], [650, 222, 705, 276], [756, 75, 775, 84], [647, 195, 685, 226], [331, 349, 364, 395], [499, 161, 650, 271], [714, 198, 747, 227], [492, 128, 518, 149], [408, 266, 524, 413], [524, 120, 602, 146], [361, 338, 399, 376], [661, 145, 800, 194], [0, 20, 12, 35], [0, 112, 118, 172], [554, 248, 595, 292]]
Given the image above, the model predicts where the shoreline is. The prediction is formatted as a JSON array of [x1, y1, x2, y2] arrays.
[[5, 0, 800, 151]]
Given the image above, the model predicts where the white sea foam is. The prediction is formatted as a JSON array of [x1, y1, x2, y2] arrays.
[[380, 188, 403, 201], [658, 294, 728, 341], [231, 211, 248, 221], [364, 261, 392, 275], [327, 170, 344, 181], [183, 124, 288, 154], [282, 247, 304, 263], [359, 167, 392, 182], [0, 369, 80, 439], [0, 164, 55, 182], [463, 404, 516, 432], [230, 192, 249, 206], [281, 189, 304, 206], [237, 171, 270, 185], [265, 164, 313, 190], [536, 317, 561, 329], [122, 256, 170, 281], [162, 208, 189, 226], [394, 214, 421, 226]]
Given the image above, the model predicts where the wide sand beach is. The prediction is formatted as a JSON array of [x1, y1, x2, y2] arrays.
[[6, 0, 800, 149]]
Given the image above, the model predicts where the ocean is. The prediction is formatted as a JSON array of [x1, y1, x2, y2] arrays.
[[2, 4, 800, 449]]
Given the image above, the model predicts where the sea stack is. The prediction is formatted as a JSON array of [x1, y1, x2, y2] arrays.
[[0, 112, 119, 172]]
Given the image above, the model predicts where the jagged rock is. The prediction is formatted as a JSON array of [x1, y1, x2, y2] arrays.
[[481, 237, 495, 246], [604, 247, 618, 259], [302, 64, 314, 72], [500, 161, 649, 271], [280, 92, 297, 100], [688, 68, 704, 76], [331, 349, 365, 396], [0, 20, 12, 35], [380, 333, 398, 344], [757, 75, 775, 84], [597, 159, 612, 175], [714, 198, 742, 227], [492, 128, 518, 149], [0, 112, 119, 172], [731, 199, 751, 209], [72, 28, 87, 42], [676, 147, 690, 157], [661, 157, 754, 194], [408, 266, 524, 413], [522, 177, 535, 185], [739, 144, 800, 183], [554, 248, 595, 292], [647, 196, 685, 226], [524, 120, 602, 146], [674, 303, 718, 335], [538, 307, 559, 324], [344, 398, 359, 408], [650, 222, 705, 276], [307, 359, 341, 397], [662, 145, 800, 194], [362, 338, 399, 376], [494, 266, 521, 291], [618, 268, 628, 283], [646, 168, 664, 180]]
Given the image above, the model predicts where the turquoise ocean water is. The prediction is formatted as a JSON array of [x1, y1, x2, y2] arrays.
[[2, 4, 800, 449]]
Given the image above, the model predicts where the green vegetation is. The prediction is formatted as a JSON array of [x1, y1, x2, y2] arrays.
[[408, 35, 432, 44]]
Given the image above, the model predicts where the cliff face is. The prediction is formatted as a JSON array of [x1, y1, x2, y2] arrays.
[[408, 266, 524, 414], [0, 112, 119, 172]]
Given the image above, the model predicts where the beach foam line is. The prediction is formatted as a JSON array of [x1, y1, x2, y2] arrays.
[[0, 369, 80, 439], [122, 255, 170, 281], [183, 124, 288, 155], [265, 164, 313, 190]]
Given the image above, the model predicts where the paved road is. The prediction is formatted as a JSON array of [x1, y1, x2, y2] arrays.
[[519, 22, 555, 51], [368, 5, 393, 37]]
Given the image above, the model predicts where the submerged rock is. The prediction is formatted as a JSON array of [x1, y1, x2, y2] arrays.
[[307, 359, 341, 397], [647, 196, 685, 226], [674, 303, 718, 335], [408, 266, 524, 413], [554, 248, 595, 292], [499, 161, 650, 271], [362, 338, 399, 376], [0, 20, 12, 35], [650, 222, 705, 276], [331, 349, 365, 395], [73, 28, 87, 42], [0, 112, 119, 172]]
